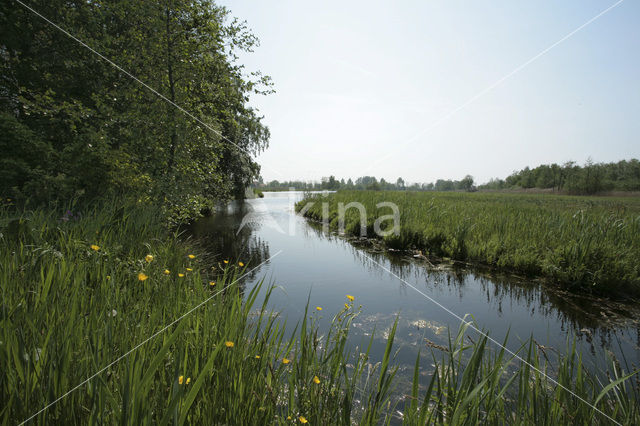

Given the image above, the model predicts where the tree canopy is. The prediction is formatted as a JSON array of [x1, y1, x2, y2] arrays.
[[1, 0, 272, 220]]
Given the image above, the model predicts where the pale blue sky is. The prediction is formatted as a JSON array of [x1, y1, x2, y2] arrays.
[[219, 0, 640, 184]]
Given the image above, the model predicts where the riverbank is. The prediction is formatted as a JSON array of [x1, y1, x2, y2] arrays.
[[2, 200, 639, 424], [295, 191, 640, 298]]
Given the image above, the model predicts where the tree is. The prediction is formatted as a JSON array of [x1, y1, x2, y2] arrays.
[[460, 175, 474, 191], [0, 0, 272, 217]]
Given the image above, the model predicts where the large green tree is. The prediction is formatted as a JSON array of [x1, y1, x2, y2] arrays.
[[0, 0, 271, 218]]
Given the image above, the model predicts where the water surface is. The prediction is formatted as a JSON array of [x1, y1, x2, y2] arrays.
[[189, 191, 640, 387]]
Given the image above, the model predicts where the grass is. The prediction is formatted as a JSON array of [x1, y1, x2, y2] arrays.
[[1, 199, 638, 424], [401, 322, 640, 425], [296, 191, 640, 297]]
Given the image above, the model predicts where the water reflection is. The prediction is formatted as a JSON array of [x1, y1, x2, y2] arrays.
[[188, 200, 271, 286], [189, 192, 640, 376], [351, 243, 637, 328], [346, 243, 640, 361]]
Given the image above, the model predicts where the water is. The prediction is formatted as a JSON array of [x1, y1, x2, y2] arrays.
[[189, 191, 640, 388]]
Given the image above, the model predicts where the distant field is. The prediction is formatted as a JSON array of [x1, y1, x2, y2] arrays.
[[297, 191, 640, 297]]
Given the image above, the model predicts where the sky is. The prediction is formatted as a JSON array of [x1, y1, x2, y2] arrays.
[[218, 0, 640, 185]]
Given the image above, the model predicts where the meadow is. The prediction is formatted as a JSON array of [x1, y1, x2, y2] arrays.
[[296, 191, 640, 298], [1, 199, 638, 424]]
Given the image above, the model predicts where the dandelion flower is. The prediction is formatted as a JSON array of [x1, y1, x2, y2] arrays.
[[287, 416, 291, 420], [90, 244, 100, 251], [186, 267, 193, 272], [344, 303, 350, 309], [163, 269, 170, 275], [238, 262, 244, 267], [346, 295, 354, 302], [282, 357, 290, 364], [178, 273, 184, 278], [145, 254, 154, 263], [209, 281, 216, 286], [225, 341, 234, 348], [186, 377, 191, 385], [178, 375, 184, 384], [138, 273, 148, 281], [316, 306, 322, 311], [223, 260, 229, 264], [313, 376, 320, 384], [188, 254, 195, 259], [255, 355, 261, 359], [299, 416, 308, 424]]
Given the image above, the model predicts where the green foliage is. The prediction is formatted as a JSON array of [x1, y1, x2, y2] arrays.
[[297, 191, 640, 297], [400, 322, 640, 425], [1, 201, 638, 423], [0, 0, 271, 216], [0, 201, 376, 424], [487, 159, 640, 194]]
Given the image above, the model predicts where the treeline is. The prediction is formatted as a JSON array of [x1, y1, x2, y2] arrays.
[[1, 1, 271, 220], [480, 159, 640, 194], [261, 159, 640, 195], [258, 175, 475, 192]]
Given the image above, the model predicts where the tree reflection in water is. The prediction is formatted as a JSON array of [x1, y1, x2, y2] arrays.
[[188, 200, 271, 293]]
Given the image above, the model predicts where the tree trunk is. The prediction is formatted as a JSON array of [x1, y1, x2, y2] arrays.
[[165, 5, 178, 174]]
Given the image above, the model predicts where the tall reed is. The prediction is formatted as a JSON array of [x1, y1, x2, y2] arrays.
[[1, 200, 637, 424], [297, 191, 640, 297]]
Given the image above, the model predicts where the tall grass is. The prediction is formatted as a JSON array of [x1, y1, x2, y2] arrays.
[[0, 200, 393, 424], [1, 200, 638, 424], [399, 322, 640, 425], [296, 191, 640, 297]]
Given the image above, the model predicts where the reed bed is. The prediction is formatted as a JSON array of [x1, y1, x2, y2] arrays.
[[297, 191, 640, 297], [1, 200, 638, 424]]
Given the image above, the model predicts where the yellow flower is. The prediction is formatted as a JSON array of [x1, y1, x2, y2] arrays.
[[163, 269, 170, 275], [238, 262, 244, 267], [188, 254, 195, 259], [186, 377, 191, 385], [255, 355, 261, 359], [316, 306, 322, 311], [145, 254, 154, 263], [186, 267, 193, 272], [313, 376, 320, 384], [282, 357, 290, 364], [178, 375, 184, 384], [178, 273, 185, 277], [209, 281, 216, 286], [90, 244, 100, 251], [299, 416, 308, 424], [225, 341, 234, 348], [106, 275, 111, 280], [223, 260, 229, 264], [138, 273, 148, 281], [287, 416, 291, 420], [346, 295, 354, 302], [344, 303, 350, 309]]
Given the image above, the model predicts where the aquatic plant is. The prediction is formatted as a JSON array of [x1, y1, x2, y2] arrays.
[[297, 191, 640, 297], [1, 200, 637, 424]]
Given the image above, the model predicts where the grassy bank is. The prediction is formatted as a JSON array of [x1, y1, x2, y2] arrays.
[[296, 191, 640, 297], [1, 200, 638, 424]]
